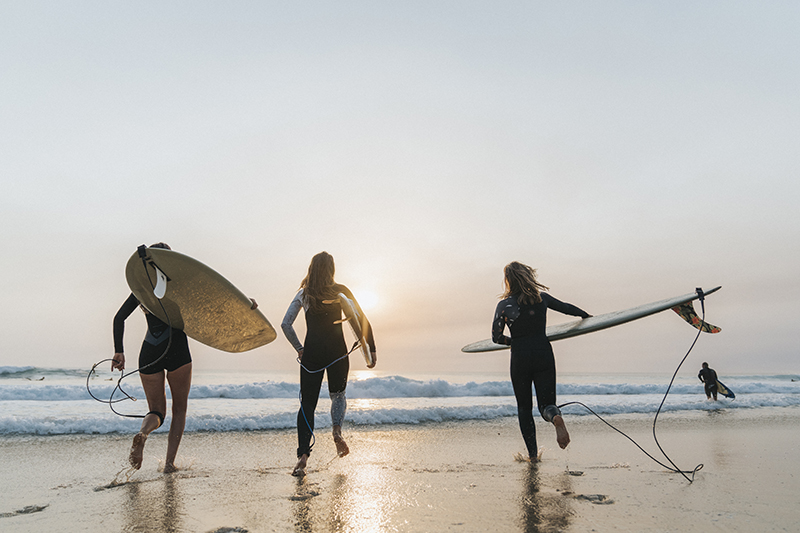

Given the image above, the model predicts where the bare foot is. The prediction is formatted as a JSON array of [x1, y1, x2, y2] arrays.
[[553, 415, 570, 449], [129, 432, 146, 469], [163, 463, 177, 474], [332, 426, 349, 457], [292, 455, 308, 477], [334, 435, 350, 457]]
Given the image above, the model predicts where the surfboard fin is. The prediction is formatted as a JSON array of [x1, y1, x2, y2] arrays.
[[671, 302, 721, 333], [153, 266, 168, 299]]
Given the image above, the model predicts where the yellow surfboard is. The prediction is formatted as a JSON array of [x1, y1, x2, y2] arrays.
[[125, 246, 276, 352]]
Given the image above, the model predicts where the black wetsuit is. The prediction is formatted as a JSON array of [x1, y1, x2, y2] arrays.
[[492, 292, 589, 457], [698, 367, 718, 397], [113, 294, 192, 375], [282, 284, 376, 458]]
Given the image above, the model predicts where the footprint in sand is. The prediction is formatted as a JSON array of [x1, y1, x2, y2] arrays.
[[574, 493, 614, 505], [0, 504, 49, 518]]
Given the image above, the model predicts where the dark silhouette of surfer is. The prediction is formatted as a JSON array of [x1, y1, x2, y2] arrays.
[[698, 362, 718, 401]]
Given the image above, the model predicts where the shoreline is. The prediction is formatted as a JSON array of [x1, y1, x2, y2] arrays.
[[2, 408, 799, 532]]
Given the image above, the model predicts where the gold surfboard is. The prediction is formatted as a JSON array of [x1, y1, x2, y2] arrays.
[[125, 246, 276, 353]]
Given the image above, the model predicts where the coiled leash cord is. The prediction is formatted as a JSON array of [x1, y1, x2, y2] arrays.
[[86, 246, 173, 420], [296, 340, 361, 452], [558, 288, 710, 483]]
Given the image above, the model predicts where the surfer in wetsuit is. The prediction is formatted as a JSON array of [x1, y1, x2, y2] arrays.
[[698, 362, 718, 401], [112, 243, 260, 473], [282, 251, 376, 476], [491, 262, 591, 462]]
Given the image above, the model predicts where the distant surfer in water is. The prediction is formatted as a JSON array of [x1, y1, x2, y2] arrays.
[[491, 262, 591, 462], [111, 243, 213, 473], [698, 362, 718, 401], [282, 251, 377, 476]]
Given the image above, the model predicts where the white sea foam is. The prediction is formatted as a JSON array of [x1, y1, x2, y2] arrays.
[[1, 369, 798, 435]]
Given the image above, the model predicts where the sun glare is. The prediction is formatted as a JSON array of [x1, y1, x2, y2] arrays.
[[355, 289, 379, 311]]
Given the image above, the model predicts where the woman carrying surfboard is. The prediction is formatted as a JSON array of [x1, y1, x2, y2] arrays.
[[491, 262, 591, 461], [111, 243, 193, 473], [282, 251, 376, 476]]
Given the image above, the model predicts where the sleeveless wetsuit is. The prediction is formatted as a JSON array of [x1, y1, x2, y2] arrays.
[[492, 292, 589, 458], [114, 293, 192, 375], [282, 284, 376, 458]]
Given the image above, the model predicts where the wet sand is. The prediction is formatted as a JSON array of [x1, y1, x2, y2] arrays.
[[1, 408, 799, 532]]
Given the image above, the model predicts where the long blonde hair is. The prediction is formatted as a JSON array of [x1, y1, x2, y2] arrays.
[[502, 261, 549, 305], [300, 251, 337, 311]]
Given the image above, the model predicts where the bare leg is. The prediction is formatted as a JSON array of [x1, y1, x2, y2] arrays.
[[292, 454, 309, 476], [332, 425, 349, 457], [163, 363, 192, 473], [132, 371, 168, 469], [552, 415, 570, 449]]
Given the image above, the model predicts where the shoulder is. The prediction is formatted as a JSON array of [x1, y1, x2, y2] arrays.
[[495, 296, 516, 311], [333, 284, 351, 297]]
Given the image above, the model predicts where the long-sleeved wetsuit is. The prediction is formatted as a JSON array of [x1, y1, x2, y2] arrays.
[[114, 293, 191, 375], [492, 292, 589, 458], [282, 284, 376, 458]]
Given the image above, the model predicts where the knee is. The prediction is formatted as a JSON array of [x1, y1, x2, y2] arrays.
[[329, 390, 346, 401]]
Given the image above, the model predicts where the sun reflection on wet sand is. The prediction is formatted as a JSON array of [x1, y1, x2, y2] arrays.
[[329, 443, 401, 533], [289, 435, 409, 533]]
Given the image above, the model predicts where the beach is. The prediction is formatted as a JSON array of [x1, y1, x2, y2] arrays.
[[2, 407, 799, 532]]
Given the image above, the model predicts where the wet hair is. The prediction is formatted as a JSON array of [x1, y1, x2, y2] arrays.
[[150, 242, 171, 250], [702, 362, 709, 368], [502, 261, 549, 306], [300, 251, 337, 311]]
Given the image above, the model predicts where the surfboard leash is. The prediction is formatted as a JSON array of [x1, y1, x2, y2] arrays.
[[86, 245, 175, 420], [296, 341, 362, 453], [558, 287, 711, 483]]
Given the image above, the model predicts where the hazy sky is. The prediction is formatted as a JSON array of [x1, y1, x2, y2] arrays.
[[2, 2, 798, 376]]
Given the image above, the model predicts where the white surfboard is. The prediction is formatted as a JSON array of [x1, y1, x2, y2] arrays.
[[461, 286, 721, 353], [336, 292, 375, 367]]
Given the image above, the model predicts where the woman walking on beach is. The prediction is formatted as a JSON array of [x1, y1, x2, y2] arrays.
[[111, 243, 192, 473], [491, 262, 591, 461], [282, 251, 376, 476]]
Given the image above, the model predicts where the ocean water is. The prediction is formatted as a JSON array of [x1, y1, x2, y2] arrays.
[[1, 365, 799, 436]]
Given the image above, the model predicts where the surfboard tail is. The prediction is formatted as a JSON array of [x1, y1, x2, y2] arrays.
[[671, 302, 721, 333], [716, 380, 735, 399]]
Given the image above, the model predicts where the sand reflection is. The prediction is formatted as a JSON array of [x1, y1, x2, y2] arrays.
[[518, 466, 573, 533], [291, 446, 402, 533], [122, 475, 184, 532], [328, 464, 394, 533]]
